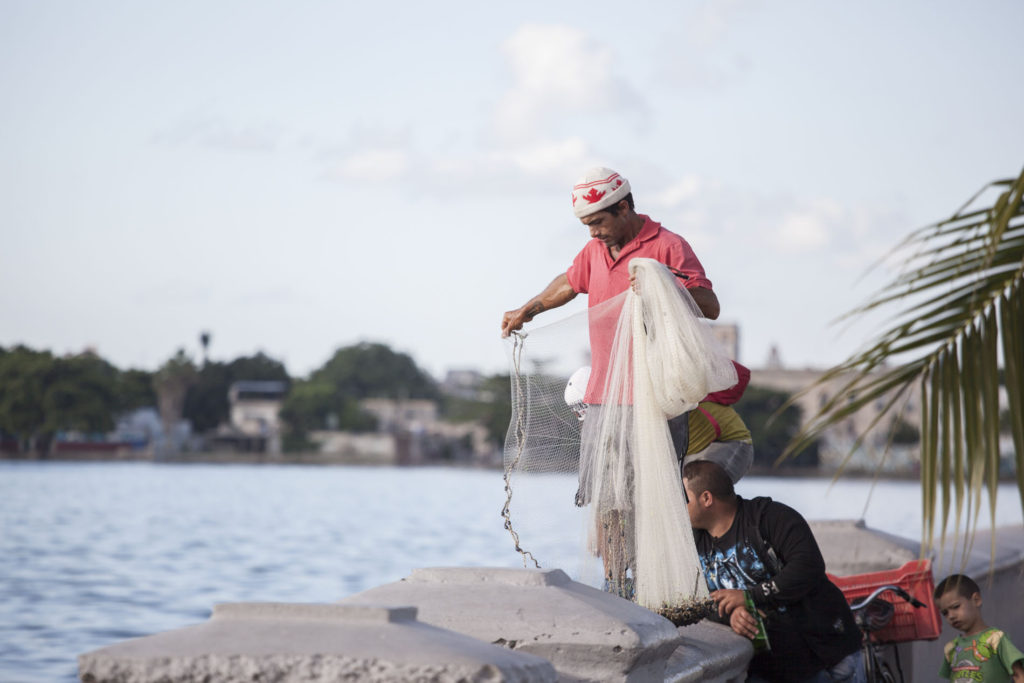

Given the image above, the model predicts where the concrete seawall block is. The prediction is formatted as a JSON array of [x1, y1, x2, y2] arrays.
[[78, 603, 557, 683], [339, 567, 684, 682], [810, 519, 920, 574], [663, 622, 751, 683]]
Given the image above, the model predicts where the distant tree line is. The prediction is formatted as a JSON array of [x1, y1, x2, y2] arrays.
[[0, 346, 153, 453], [280, 342, 440, 450], [0, 341, 513, 455], [0, 341, 814, 465]]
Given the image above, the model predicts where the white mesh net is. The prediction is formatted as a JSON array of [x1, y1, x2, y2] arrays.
[[502, 258, 737, 622]]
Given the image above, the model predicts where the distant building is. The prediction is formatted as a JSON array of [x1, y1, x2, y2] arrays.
[[360, 398, 438, 434], [112, 407, 165, 450], [710, 323, 740, 362], [750, 351, 922, 473], [308, 431, 398, 465], [441, 369, 493, 401], [312, 397, 498, 467], [209, 380, 288, 454]]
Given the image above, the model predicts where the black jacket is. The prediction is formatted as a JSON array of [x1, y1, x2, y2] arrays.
[[693, 496, 861, 682]]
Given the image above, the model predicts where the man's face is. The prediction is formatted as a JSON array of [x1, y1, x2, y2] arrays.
[[580, 204, 631, 250], [936, 589, 983, 634], [682, 478, 706, 530]]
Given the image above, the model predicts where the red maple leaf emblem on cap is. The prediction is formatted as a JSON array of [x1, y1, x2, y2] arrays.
[[583, 188, 605, 204]]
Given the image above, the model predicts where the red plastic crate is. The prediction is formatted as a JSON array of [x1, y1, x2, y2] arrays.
[[827, 559, 942, 644]]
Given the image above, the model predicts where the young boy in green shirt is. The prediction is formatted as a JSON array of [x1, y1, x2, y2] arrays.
[[935, 574, 1024, 682]]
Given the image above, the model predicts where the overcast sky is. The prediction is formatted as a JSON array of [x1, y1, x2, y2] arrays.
[[2, 0, 1022, 380]]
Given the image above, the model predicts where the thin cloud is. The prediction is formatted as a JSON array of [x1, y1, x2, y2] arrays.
[[494, 24, 648, 141], [330, 148, 412, 182], [505, 137, 591, 176], [316, 133, 595, 198], [651, 174, 704, 208], [775, 202, 836, 251], [311, 124, 418, 184], [654, 0, 761, 90], [152, 116, 282, 153], [646, 173, 902, 268]]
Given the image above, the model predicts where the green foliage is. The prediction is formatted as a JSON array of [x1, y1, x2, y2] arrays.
[[0, 346, 53, 444], [279, 343, 434, 450], [0, 340, 445, 454], [737, 386, 818, 469], [280, 380, 335, 434], [310, 342, 439, 401], [183, 362, 232, 432], [114, 369, 156, 413], [42, 354, 118, 435], [784, 166, 1024, 553], [0, 347, 121, 450], [279, 379, 377, 450], [154, 350, 199, 394]]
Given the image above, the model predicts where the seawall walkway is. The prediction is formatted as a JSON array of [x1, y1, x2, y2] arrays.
[[79, 522, 1024, 682]]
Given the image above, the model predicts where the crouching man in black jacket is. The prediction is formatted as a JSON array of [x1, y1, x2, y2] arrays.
[[682, 460, 864, 682]]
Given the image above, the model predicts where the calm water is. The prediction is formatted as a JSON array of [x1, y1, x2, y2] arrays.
[[1, 462, 1021, 682]]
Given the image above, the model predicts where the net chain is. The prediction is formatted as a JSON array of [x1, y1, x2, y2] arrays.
[[501, 331, 541, 569]]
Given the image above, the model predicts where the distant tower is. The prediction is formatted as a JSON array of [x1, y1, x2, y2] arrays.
[[153, 350, 198, 457], [200, 331, 211, 367], [710, 323, 740, 362], [765, 344, 783, 370]]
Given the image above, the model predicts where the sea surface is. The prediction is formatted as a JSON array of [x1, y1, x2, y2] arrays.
[[1, 461, 1022, 682]]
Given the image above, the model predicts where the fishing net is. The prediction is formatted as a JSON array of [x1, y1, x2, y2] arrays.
[[502, 258, 737, 624]]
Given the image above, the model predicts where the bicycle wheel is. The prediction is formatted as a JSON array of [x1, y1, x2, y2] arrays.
[[863, 644, 899, 683], [862, 646, 877, 682], [876, 660, 897, 683], [868, 646, 900, 683]]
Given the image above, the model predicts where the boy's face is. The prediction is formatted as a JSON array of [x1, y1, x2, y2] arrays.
[[936, 589, 984, 634]]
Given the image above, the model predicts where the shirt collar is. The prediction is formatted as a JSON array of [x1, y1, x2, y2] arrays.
[[620, 214, 660, 255]]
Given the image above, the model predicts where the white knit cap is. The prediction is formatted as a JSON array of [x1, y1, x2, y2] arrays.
[[571, 167, 631, 218]]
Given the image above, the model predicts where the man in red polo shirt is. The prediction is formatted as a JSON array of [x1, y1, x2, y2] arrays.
[[500, 166, 720, 391], [501, 166, 730, 598]]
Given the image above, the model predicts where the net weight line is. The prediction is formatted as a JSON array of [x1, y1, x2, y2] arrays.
[[501, 330, 541, 569]]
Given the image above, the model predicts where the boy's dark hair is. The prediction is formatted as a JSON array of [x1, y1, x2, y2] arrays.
[[605, 192, 635, 215], [934, 574, 981, 601], [683, 459, 736, 502]]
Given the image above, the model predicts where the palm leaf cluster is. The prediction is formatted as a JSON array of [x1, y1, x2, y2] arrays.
[[784, 166, 1024, 554]]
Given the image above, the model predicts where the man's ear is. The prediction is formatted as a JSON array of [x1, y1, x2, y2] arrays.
[[699, 490, 713, 508]]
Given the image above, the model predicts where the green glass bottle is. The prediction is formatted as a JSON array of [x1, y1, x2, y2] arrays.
[[744, 590, 771, 653]]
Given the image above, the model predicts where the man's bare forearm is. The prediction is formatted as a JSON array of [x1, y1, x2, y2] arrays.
[[689, 286, 720, 320], [501, 273, 577, 337]]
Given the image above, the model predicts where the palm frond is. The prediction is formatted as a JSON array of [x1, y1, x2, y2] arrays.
[[782, 165, 1024, 557]]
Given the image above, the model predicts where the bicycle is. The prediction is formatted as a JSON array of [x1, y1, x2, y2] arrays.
[[849, 583, 928, 683]]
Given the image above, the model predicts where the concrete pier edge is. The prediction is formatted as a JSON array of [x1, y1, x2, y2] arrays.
[[77, 521, 1024, 682]]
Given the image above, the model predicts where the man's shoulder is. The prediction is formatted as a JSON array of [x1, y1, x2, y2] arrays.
[[733, 496, 773, 535], [754, 496, 804, 519], [639, 215, 683, 244], [741, 496, 812, 537], [575, 237, 605, 255], [738, 495, 775, 514]]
